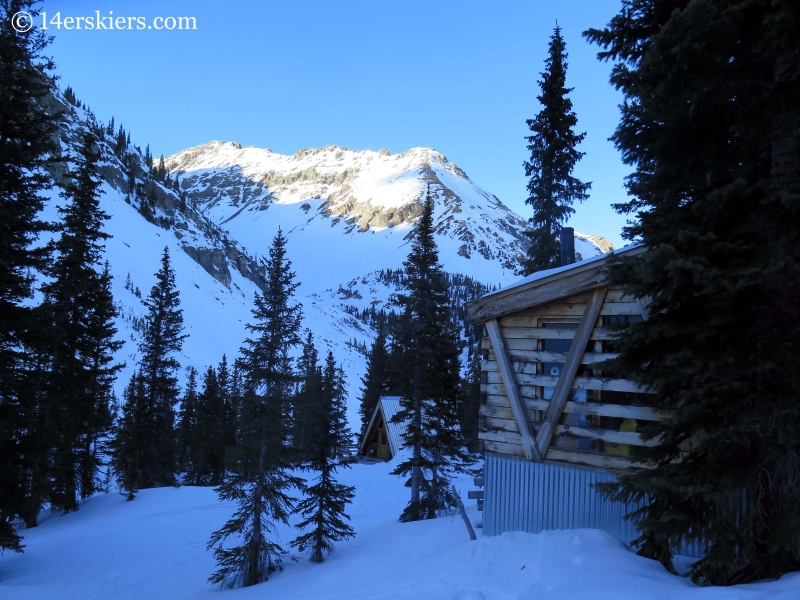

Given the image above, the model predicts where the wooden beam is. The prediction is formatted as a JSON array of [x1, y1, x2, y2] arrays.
[[467, 266, 607, 322], [482, 371, 649, 394], [500, 302, 642, 320], [465, 245, 647, 323], [358, 397, 383, 455], [482, 442, 648, 472], [489, 326, 618, 341], [481, 395, 668, 422], [636, 296, 652, 321], [485, 348, 619, 365], [545, 447, 649, 471], [452, 485, 477, 541], [485, 318, 542, 461], [536, 288, 608, 458], [482, 415, 660, 447]]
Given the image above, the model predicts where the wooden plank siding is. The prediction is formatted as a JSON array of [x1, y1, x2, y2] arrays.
[[484, 348, 619, 366], [485, 319, 542, 461], [472, 270, 665, 473], [482, 439, 651, 471], [481, 374, 648, 395], [481, 396, 667, 422], [482, 415, 659, 447]]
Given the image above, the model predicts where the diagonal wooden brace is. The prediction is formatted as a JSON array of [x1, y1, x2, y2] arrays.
[[485, 318, 542, 462], [535, 287, 608, 459]]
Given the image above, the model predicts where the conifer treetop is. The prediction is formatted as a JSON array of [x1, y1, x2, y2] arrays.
[[523, 24, 590, 274]]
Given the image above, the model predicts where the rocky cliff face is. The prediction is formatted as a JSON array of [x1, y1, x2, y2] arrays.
[[50, 98, 268, 293]]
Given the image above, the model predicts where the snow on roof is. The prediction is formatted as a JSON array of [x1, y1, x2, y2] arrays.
[[487, 243, 644, 298]]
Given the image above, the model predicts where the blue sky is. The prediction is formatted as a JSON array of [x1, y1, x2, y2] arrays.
[[42, 0, 631, 249]]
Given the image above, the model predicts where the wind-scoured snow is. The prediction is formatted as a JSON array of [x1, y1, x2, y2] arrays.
[[2, 456, 798, 599]]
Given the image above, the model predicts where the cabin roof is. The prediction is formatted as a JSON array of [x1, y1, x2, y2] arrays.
[[360, 396, 408, 458], [466, 244, 644, 323]]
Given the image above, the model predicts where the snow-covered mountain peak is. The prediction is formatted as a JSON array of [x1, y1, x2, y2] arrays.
[[169, 141, 547, 285]]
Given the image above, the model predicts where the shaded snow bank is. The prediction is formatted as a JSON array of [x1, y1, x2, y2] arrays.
[[2, 459, 799, 599]]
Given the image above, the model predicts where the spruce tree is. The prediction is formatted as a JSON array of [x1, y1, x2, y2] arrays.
[[113, 248, 186, 496], [291, 331, 324, 463], [77, 261, 122, 500], [459, 352, 482, 453], [112, 372, 147, 501], [207, 229, 303, 588], [291, 351, 356, 562], [357, 325, 388, 437], [585, 0, 800, 585], [217, 354, 240, 457], [194, 365, 226, 486], [523, 25, 590, 274], [177, 367, 199, 477], [391, 187, 472, 521], [0, 0, 57, 551], [32, 130, 122, 516]]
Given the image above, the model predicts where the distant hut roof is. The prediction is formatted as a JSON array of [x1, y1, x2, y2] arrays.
[[360, 396, 407, 458]]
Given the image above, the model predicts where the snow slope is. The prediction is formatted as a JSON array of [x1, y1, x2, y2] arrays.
[[45, 96, 376, 428], [2, 457, 798, 600]]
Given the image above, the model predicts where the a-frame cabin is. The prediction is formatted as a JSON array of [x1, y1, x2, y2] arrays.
[[359, 396, 407, 461], [465, 245, 700, 555]]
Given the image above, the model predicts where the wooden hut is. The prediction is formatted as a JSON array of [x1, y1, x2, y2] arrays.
[[464, 245, 698, 553], [359, 396, 407, 460]]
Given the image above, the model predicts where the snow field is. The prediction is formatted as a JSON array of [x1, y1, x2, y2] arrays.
[[2, 455, 799, 600]]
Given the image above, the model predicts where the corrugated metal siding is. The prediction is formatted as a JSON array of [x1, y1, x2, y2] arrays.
[[379, 396, 407, 457], [484, 453, 704, 558]]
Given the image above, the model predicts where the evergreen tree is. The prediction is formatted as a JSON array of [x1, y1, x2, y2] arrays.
[[391, 187, 472, 521], [194, 365, 226, 485], [585, 0, 800, 585], [112, 372, 147, 501], [217, 354, 240, 456], [291, 351, 356, 562], [77, 261, 122, 500], [0, 0, 58, 551], [523, 25, 590, 274], [291, 331, 324, 463], [114, 125, 127, 158], [207, 229, 303, 588], [113, 248, 186, 496], [357, 325, 388, 437], [459, 352, 482, 453], [29, 130, 122, 517], [177, 366, 198, 476], [63, 85, 76, 105]]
